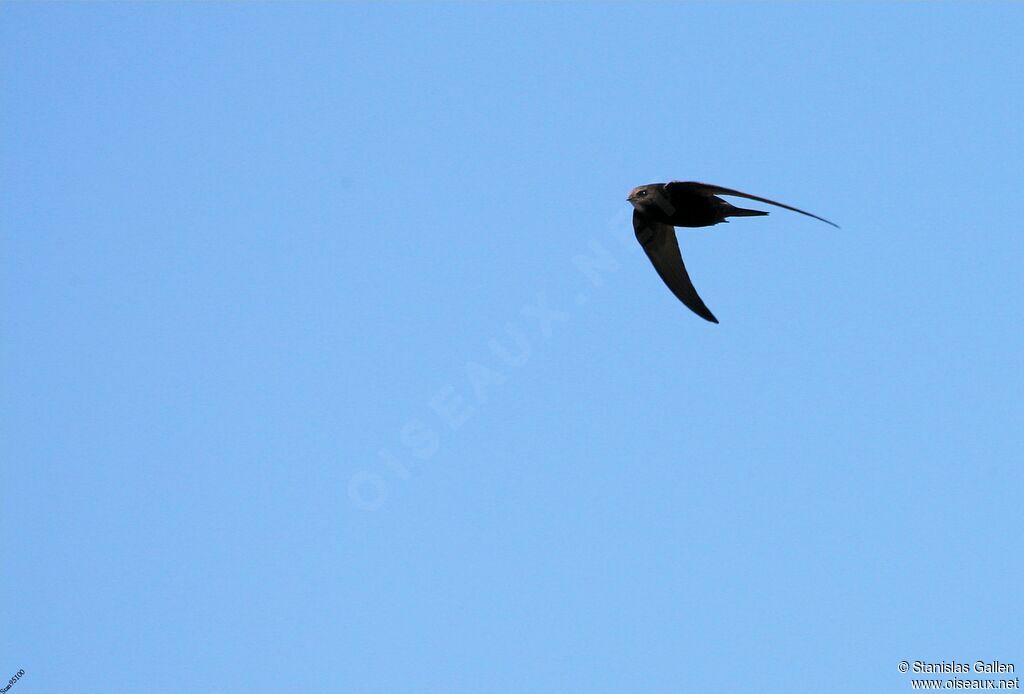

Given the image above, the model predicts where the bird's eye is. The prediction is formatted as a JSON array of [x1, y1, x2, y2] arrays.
[[637, 190, 647, 197]]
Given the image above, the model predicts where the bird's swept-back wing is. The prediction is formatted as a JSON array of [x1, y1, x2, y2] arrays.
[[633, 210, 718, 323], [668, 181, 839, 228]]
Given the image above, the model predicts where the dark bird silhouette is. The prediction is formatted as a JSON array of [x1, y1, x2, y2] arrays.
[[628, 181, 838, 323]]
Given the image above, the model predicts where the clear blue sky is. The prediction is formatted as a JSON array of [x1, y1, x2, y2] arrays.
[[3, 4, 1022, 693]]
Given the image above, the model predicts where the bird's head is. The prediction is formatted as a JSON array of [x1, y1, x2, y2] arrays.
[[627, 184, 667, 212]]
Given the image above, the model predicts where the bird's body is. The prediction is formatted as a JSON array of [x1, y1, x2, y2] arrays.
[[628, 181, 837, 323]]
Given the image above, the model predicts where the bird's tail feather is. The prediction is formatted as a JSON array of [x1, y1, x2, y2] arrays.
[[727, 206, 769, 218]]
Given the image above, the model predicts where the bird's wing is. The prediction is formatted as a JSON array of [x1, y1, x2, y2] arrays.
[[668, 181, 839, 228], [633, 210, 719, 323]]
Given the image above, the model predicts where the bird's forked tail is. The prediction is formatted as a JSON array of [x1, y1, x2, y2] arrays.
[[726, 206, 769, 219]]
